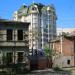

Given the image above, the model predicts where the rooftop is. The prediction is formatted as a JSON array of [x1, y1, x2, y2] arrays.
[[0, 19, 30, 25], [17, 3, 56, 16], [0, 19, 30, 29]]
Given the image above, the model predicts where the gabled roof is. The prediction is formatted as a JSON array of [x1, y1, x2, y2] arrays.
[[30, 3, 44, 13], [17, 3, 47, 15], [17, 3, 56, 17], [52, 33, 75, 43], [18, 5, 27, 13]]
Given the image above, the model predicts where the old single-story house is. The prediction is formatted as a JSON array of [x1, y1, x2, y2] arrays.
[[52, 33, 75, 68]]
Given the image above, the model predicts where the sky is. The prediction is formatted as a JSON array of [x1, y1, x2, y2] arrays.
[[0, 0, 75, 28]]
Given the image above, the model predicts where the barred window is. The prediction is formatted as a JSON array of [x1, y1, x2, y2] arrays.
[[18, 30, 23, 41], [7, 29, 13, 41]]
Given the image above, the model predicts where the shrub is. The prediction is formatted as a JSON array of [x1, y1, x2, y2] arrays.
[[53, 66, 61, 71]]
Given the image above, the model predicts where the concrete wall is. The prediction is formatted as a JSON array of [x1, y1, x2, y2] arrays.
[[53, 55, 74, 68]]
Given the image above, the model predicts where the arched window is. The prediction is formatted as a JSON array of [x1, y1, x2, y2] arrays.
[[32, 7, 37, 11]]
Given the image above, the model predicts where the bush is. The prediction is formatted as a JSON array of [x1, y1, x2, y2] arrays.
[[53, 66, 61, 71]]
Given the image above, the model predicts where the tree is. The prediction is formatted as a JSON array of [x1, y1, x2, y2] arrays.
[[44, 47, 55, 57], [44, 47, 56, 68], [31, 27, 39, 51]]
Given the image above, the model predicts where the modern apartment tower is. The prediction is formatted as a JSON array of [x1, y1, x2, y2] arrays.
[[13, 3, 57, 51]]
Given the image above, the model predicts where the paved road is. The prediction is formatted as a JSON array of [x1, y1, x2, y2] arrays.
[[25, 69, 71, 75], [26, 73, 68, 75], [26, 72, 70, 75]]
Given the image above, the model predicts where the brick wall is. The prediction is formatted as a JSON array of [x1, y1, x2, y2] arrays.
[[62, 37, 74, 56], [52, 36, 75, 67]]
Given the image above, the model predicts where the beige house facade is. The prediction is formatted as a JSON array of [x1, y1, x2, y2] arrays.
[[13, 3, 57, 52], [0, 19, 30, 65]]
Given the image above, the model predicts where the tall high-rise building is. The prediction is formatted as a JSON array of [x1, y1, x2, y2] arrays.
[[13, 3, 57, 51]]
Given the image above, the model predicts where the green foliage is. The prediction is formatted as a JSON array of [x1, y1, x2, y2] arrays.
[[23, 13, 28, 16], [42, 7, 47, 11], [44, 47, 56, 57], [44, 47, 49, 56], [53, 66, 62, 71], [44, 47, 54, 57], [18, 5, 27, 13]]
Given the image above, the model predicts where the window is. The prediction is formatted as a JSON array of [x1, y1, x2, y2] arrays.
[[17, 52, 23, 63], [7, 29, 13, 41], [6, 52, 13, 63], [18, 30, 23, 40], [67, 60, 70, 65], [48, 10, 51, 13], [32, 7, 37, 11]]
